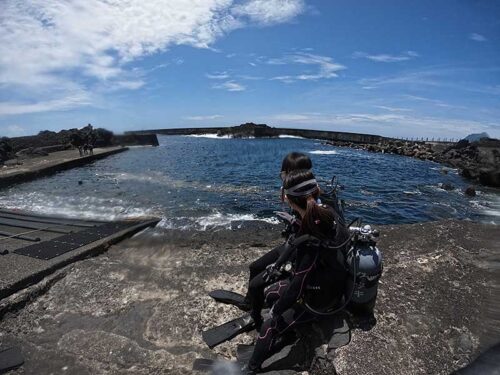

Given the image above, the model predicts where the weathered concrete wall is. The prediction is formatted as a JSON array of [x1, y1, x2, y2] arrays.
[[274, 127, 383, 144], [112, 133, 159, 147], [128, 127, 223, 136], [127, 126, 384, 144]]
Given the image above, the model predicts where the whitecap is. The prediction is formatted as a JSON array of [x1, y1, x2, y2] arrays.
[[403, 190, 422, 195], [278, 135, 305, 139], [185, 134, 232, 139], [309, 150, 338, 155], [195, 212, 279, 230], [154, 212, 280, 231]]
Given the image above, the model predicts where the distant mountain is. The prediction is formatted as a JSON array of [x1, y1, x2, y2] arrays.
[[464, 132, 490, 142]]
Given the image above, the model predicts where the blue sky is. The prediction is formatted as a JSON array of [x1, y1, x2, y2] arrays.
[[1, 0, 499, 139]]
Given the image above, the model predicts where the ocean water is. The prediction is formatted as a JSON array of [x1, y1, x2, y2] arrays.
[[0, 135, 498, 230]]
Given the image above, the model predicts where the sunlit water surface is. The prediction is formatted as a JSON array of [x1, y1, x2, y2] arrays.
[[1, 135, 498, 230]]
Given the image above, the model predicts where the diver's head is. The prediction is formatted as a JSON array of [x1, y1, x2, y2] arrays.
[[280, 152, 312, 181], [283, 169, 334, 238]]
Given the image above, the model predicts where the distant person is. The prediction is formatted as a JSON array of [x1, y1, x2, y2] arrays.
[[70, 132, 85, 157], [88, 130, 96, 155]]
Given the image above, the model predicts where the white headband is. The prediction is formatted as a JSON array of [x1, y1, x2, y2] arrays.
[[283, 179, 318, 197]]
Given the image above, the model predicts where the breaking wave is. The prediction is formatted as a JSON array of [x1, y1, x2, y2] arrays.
[[278, 135, 305, 139], [185, 134, 231, 139], [157, 212, 280, 231], [0, 192, 158, 221], [309, 150, 338, 155]]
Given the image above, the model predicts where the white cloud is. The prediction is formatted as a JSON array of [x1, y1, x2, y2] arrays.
[[353, 51, 419, 63], [1, 125, 28, 137], [212, 81, 246, 91], [0, 0, 304, 115], [268, 52, 345, 82], [232, 0, 305, 25], [184, 114, 223, 120], [373, 105, 413, 112], [269, 112, 500, 138], [206, 72, 231, 79], [0, 93, 92, 115], [359, 67, 500, 96], [469, 33, 487, 42]]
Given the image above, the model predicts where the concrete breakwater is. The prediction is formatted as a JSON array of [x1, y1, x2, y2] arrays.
[[0, 147, 128, 190], [127, 123, 383, 144], [0, 219, 498, 374]]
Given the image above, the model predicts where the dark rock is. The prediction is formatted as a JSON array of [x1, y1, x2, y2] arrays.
[[464, 186, 476, 197], [217, 123, 278, 138], [440, 182, 455, 191], [0, 137, 14, 163], [478, 168, 500, 188], [3, 159, 22, 167]]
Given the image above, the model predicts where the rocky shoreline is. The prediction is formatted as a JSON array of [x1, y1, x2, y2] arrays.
[[1, 220, 498, 374], [1, 128, 158, 167], [324, 138, 500, 188]]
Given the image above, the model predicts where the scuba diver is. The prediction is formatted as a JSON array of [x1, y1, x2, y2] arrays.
[[240, 152, 313, 312], [244, 169, 350, 374]]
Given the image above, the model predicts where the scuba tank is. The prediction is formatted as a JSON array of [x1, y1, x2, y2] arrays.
[[301, 222, 383, 318], [345, 224, 383, 316]]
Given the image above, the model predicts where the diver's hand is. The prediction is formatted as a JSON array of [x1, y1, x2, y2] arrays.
[[263, 264, 281, 283]]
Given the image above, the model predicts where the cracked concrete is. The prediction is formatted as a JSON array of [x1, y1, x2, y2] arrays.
[[0, 220, 498, 374]]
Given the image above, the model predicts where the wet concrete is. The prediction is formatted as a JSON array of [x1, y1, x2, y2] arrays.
[[0, 217, 160, 301], [0, 220, 498, 374], [0, 147, 127, 189]]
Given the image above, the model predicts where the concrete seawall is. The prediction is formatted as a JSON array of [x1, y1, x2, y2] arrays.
[[126, 126, 384, 144], [0, 147, 128, 190]]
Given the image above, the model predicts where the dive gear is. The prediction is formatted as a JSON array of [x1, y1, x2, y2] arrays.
[[202, 313, 254, 348], [209, 290, 250, 311]]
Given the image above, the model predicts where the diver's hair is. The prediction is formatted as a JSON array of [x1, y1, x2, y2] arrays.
[[281, 152, 312, 174], [283, 170, 335, 239]]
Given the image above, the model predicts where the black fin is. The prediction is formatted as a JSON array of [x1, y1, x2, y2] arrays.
[[202, 313, 254, 349], [236, 344, 254, 364], [209, 290, 250, 311], [0, 347, 24, 373]]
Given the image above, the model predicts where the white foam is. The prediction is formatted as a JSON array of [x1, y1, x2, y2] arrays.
[[0, 192, 157, 221], [309, 150, 338, 155], [278, 135, 305, 139], [100, 171, 260, 194], [195, 212, 279, 230], [156, 212, 280, 231], [185, 134, 231, 139]]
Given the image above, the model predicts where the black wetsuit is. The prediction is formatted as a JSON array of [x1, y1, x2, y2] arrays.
[[245, 212, 300, 306], [248, 210, 349, 370]]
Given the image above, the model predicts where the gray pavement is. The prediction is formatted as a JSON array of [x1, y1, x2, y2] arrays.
[[0, 147, 127, 189]]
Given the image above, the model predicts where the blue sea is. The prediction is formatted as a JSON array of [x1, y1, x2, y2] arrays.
[[1, 135, 499, 230]]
